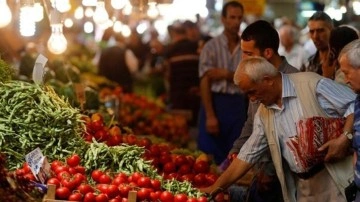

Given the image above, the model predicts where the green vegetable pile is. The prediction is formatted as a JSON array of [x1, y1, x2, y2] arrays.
[[0, 58, 14, 83], [0, 80, 87, 169], [84, 141, 159, 178]]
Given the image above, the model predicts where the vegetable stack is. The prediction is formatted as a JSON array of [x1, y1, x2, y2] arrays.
[[0, 80, 87, 170]]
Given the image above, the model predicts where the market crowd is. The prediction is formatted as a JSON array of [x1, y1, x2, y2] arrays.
[[194, 1, 360, 202], [14, 1, 359, 201], [92, 0, 360, 201]]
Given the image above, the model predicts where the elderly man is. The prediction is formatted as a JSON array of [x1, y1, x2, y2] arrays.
[[201, 56, 355, 202], [338, 39, 360, 201]]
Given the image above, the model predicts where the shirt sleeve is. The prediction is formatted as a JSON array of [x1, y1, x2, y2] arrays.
[[198, 42, 214, 78], [229, 101, 260, 154], [237, 109, 269, 164], [125, 49, 139, 74], [316, 78, 356, 117]]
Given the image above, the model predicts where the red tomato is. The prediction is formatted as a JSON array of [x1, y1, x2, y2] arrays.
[[67, 154, 81, 167], [75, 165, 86, 174], [106, 134, 122, 146], [54, 165, 69, 174], [174, 155, 188, 167], [105, 184, 120, 199], [125, 134, 137, 145], [90, 119, 104, 132], [149, 144, 161, 156], [193, 161, 210, 173], [214, 192, 225, 202], [174, 193, 188, 202], [51, 160, 64, 171], [91, 170, 104, 182], [179, 164, 192, 174], [205, 173, 218, 186], [197, 196, 208, 202], [150, 191, 161, 201], [150, 179, 161, 190], [77, 184, 94, 194], [61, 178, 77, 190], [56, 187, 71, 200], [96, 184, 109, 193], [137, 137, 152, 149], [118, 184, 131, 198], [180, 173, 195, 183], [15, 168, 25, 176], [23, 173, 36, 181], [128, 172, 143, 183], [109, 198, 121, 202], [22, 162, 31, 173], [47, 177, 61, 188], [160, 191, 174, 202], [68, 167, 77, 175], [94, 129, 109, 142], [187, 198, 198, 202], [99, 174, 112, 184], [96, 193, 109, 202], [137, 176, 151, 188], [83, 192, 96, 202], [112, 176, 127, 186], [137, 188, 151, 201], [68, 192, 83, 201], [163, 162, 176, 173], [57, 171, 71, 180], [193, 173, 206, 187]]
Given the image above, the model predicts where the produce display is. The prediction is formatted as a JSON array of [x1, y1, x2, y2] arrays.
[[0, 80, 86, 170], [0, 58, 229, 201]]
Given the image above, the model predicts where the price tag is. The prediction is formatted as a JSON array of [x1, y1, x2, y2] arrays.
[[25, 147, 51, 184], [32, 54, 48, 84]]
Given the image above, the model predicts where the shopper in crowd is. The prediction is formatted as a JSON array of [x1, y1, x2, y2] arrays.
[[338, 39, 360, 202], [278, 24, 310, 70], [198, 1, 248, 165], [323, 26, 359, 83], [302, 11, 333, 75], [98, 32, 138, 93], [226, 20, 299, 202], [201, 56, 355, 202], [163, 22, 200, 126]]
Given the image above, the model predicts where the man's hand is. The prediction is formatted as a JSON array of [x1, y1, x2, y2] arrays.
[[318, 134, 352, 162], [206, 116, 219, 136], [206, 68, 231, 81]]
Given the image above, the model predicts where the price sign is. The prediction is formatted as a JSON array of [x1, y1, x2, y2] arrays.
[[32, 54, 48, 84]]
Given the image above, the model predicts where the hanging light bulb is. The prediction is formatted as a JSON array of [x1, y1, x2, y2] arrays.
[[111, 0, 127, 9], [93, 1, 109, 27], [33, 2, 44, 22], [113, 21, 123, 33], [55, 0, 71, 13], [19, 1, 35, 37], [82, 0, 97, 7], [74, 6, 84, 20], [147, 2, 159, 19], [122, 2, 132, 15], [47, 10, 67, 54], [0, 0, 12, 28], [84, 21, 94, 33]]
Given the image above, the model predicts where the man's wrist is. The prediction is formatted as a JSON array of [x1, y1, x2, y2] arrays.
[[343, 131, 353, 142]]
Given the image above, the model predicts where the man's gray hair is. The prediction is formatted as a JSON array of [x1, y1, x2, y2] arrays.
[[339, 39, 360, 69], [234, 56, 278, 85]]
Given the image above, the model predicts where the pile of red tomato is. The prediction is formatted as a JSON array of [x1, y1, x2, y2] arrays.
[[14, 154, 216, 202]]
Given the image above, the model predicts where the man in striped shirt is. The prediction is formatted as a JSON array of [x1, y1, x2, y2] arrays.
[[198, 1, 248, 165]]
